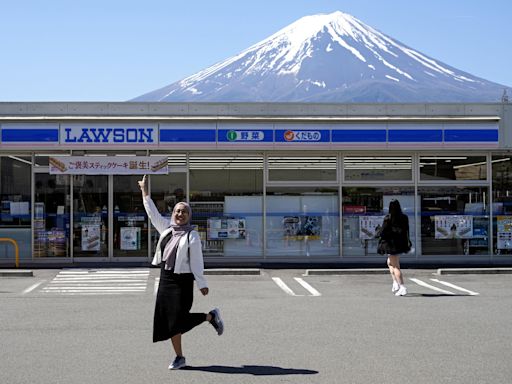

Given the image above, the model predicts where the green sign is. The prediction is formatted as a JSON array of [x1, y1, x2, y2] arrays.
[[227, 130, 237, 141]]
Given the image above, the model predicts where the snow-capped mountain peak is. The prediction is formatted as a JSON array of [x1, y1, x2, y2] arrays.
[[132, 11, 507, 103]]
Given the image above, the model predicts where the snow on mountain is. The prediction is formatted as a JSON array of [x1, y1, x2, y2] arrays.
[[131, 11, 508, 103]]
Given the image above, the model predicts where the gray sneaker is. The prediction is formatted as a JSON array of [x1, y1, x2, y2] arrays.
[[168, 355, 186, 370], [209, 308, 224, 336]]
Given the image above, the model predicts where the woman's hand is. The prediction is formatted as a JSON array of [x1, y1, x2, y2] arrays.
[[138, 175, 148, 197], [200, 287, 209, 296]]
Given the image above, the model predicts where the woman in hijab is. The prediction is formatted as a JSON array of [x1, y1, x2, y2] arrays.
[[138, 175, 224, 370], [377, 199, 411, 296]]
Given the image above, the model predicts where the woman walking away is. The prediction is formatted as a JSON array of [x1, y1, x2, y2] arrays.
[[377, 199, 411, 297], [138, 175, 224, 370]]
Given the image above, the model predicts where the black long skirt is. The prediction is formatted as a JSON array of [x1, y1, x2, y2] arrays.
[[153, 265, 206, 343]]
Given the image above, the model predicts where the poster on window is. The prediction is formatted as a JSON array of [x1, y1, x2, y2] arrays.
[[120, 227, 141, 250], [497, 216, 512, 249], [283, 216, 321, 240], [82, 224, 101, 251], [434, 215, 473, 239], [207, 217, 246, 240], [359, 216, 386, 239]]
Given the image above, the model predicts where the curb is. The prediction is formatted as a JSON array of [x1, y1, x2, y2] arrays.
[[305, 269, 389, 276], [0, 270, 34, 277], [205, 268, 261, 276], [435, 268, 512, 275]]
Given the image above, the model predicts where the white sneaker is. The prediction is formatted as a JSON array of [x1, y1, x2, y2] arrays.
[[168, 355, 186, 370], [395, 286, 407, 296], [209, 308, 224, 336], [391, 282, 400, 293]]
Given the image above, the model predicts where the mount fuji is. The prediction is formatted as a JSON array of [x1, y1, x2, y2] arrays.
[[132, 11, 508, 103]]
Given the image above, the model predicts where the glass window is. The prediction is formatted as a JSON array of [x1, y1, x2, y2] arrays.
[[189, 154, 263, 257], [344, 156, 412, 181], [419, 186, 489, 256], [34, 173, 71, 258], [35, 154, 70, 167], [0, 156, 32, 261], [151, 153, 187, 170], [492, 155, 512, 255], [149, 171, 187, 253], [268, 155, 337, 181], [420, 156, 487, 181], [1, 156, 32, 227], [149, 173, 187, 213], [342, 187, 415, 257], [266, 187, 339, 257]]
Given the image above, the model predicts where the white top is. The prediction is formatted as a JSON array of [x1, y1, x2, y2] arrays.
[[142, 196, 208, 289]]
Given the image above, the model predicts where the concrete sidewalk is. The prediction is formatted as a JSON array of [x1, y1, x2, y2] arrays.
[[0, 268, 261, 277], [2, 267, 512, 278], [304, 267, 512, 276], [435, 267, 512, 275]]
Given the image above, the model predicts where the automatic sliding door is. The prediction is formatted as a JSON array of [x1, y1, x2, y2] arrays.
[[113, 175, 148, 258], [72, 175, 108, 257]]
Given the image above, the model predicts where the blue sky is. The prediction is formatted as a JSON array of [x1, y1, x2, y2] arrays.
[[1, 0, 510, 101]]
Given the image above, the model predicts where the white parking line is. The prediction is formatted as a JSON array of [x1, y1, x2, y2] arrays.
[[22, 280, 45, 294], [272, 277, 303, 296], [55, 275, 148, 280], [43, 287, 146, 291], [42, 269, 150, 295], [430, 279, 480, 296], [59, 270, 147, 274], [294, 277, 322, 296], [409, 278, 455, 295], [154, 277, 160, 295], [46, 291, 138, 295]]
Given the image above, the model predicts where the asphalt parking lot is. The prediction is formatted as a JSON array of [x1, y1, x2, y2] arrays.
[[1, 268, 512, 384]]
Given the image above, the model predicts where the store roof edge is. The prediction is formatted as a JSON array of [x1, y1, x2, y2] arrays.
[[0, 116, 501, 122], [0, 102, 508, 120]]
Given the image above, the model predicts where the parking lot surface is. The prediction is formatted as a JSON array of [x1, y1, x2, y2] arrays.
[[1, 268, 512, 384]]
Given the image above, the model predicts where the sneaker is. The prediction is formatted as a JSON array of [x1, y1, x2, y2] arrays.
[[209, 308, 224, 336], [391, 281, 400, 293], [168, 355, 186, 370], [395, 286, 407, 296]]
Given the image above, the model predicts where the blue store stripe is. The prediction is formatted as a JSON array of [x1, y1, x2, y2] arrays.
[[266, 212, 340, 217], [160, 129, 216, 142], [444, 129, 498, 142], [331, 129, 386, 142], [389, 129, 442, 142], [2, 129, 59, 142]]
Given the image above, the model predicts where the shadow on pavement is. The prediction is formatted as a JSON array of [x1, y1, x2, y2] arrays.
[[182, 365, 318, 375], [406, 293, 473, 297]]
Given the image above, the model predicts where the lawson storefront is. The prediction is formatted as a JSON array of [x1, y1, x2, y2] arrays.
[[1, 102, 512, 267]]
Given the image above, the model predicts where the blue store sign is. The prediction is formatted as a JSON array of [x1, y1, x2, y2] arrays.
[[275, 129, 330, 143], [218, 129, 273, 142], [61, 124, 157, 145]]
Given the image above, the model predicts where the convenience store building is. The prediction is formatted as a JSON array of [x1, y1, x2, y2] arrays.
[[1, 102, 512, 267]]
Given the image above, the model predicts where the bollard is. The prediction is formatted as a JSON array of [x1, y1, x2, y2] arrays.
[[0, 238, 20, 268]]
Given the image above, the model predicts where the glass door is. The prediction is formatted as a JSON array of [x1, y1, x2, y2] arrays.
[[72, 175, 108, 258], [113, 175, 148, 258], [34, 174, 71, 258]]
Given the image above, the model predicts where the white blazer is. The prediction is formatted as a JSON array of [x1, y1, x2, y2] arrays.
[[143, 196, 208, 289]]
